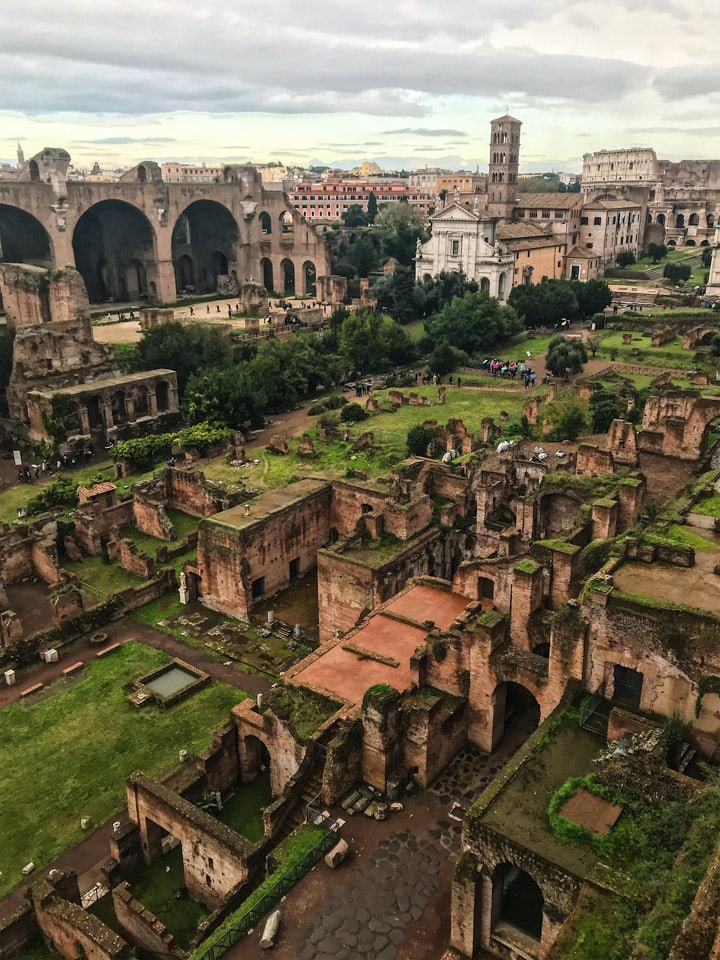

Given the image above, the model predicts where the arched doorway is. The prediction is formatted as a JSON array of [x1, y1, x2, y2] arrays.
[[171, 200, 239, 296], [241, 735, 271, 783], [676, 213, 685, 228], [657, 213, 666, 226], [259, 212, 272, 235], [72, 200, 157, 303], [87, 396, 104, 430], [689, 213, 699, 226], [0, 205, 53, 266], [303, 260, 316, 297], [491, 681, 540, 751], [281, 258, 295, 295], [480, 277, 490, 293], [261, 257, 274, 293], [492, 862, 543, 942], [175, 254, 195, 291], [210, 250, 229, 287]]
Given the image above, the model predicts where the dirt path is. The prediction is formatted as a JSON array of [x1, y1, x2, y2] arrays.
[[0, 620, 269, 710]]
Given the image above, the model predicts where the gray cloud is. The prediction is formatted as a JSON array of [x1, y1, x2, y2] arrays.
[[653, 65, 720, 101], [72, 136, 178, 145], [384, 128, 468, 137], [1, 2, 655, 118]]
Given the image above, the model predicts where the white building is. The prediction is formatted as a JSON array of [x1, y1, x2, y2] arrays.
[[415, 203, 514, 302]]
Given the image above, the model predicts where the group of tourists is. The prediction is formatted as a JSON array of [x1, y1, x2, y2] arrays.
[[485, 358, 539, 388]]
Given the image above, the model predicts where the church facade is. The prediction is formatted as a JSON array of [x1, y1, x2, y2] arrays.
[[415, 204, 514, 301]]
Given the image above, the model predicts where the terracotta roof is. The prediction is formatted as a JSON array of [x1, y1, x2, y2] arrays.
[[583, 197, 642, 210], [78, 481, 116, 497], [516, 193, 583, 208], [503, 237, 565, 252], [498, 221, 551, 239]]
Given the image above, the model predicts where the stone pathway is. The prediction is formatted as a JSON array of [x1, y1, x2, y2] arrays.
[[294, 826, 456, 960]]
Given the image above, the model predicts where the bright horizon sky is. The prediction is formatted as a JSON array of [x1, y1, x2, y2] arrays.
[[2, 0, 718, 174]]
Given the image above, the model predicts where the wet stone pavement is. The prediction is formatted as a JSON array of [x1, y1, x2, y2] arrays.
[[294, 826, 455, 960]]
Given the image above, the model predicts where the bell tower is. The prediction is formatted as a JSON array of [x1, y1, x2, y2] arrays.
[[488, 115, 521, 220]]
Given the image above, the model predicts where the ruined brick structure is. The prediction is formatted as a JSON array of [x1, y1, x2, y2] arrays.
[[0, 149, 331, 304], [1, 263, 180, 445]]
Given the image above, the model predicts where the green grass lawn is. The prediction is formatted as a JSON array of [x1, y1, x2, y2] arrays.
[[0, 642, 245, 898], [692, 492, 720, 517], [127, 844, 209, 947], [216, 771, 272, 842], [596, 329, 705, 371], [62, 553, 147, 602]]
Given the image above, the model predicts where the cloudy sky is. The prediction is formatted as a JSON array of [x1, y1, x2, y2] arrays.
[[1, 0, 718, 173]]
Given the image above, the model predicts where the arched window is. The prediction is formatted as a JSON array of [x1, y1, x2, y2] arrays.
[[259, 211, 272, 235]]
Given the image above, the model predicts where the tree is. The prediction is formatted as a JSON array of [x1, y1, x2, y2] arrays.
[[589, 386, 621, 433], [545, 335, 588, 377], [366, 192, 378, 225], [341, 204, 368, 228], [616, 250, 636, 268], [647, 242, 668, 263], [430, 341, 467, 376], [586, 334, 601, 358], [572, 278, 612, 319], [663, 263, 692, 283], [702, 246, 713, 269], [406, 424, 435, 457], [544, 388, 587, 440], [424, 291, 522, 357], [137, 321, 230, 396], [508, 280, 579, 328], [374, 203, 426, 266]]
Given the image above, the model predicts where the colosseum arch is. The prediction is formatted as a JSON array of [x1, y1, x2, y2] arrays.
[[72, 199, 158, 303], [170, 200, 240, 296], [0, 205, 54, 267]]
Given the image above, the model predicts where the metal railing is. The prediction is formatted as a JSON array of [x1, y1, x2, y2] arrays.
[[191, 829, 338, 960]]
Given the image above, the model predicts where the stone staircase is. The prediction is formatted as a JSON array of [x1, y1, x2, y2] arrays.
[[276, 765, 325, 843]]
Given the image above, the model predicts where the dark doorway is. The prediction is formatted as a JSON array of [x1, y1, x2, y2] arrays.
[[613, 664, 643, 710], [72, 200, 156, 303], [493, 862, 543, 941], [289, 557, 300, 580], [171, 200, 239, 296], [251, 577, 265, 599], [261, 257, 274, 292], [477, 576, 495, 601], [156, 381, 170, 411], [0, 206, 54, 267]]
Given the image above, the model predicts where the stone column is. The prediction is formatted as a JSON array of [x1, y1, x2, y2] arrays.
[[591, 498, 618, 540], [509, 560, 544, 648], [148, 390, 158, 416], [102, 398, 114, 430], [125, 395, 136, 423], [450, 856, 481, 958], [155, 259, 177, 305], [546, 543, 581, 610], [77, 405, 90, 435]]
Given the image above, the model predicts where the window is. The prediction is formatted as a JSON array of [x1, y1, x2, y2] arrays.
[[555, 211, 564, 218], [451, 240, 460, 256], [542, 210, 550, 219], [580, 217, 589, 225], [593, 217, 602, 226], [529, 211, 538, 219], [585, 243, 593, 249]]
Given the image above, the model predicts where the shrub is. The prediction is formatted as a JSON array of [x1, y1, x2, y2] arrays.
[[406, 424, 435, 457], [340, 402, 368, 423]]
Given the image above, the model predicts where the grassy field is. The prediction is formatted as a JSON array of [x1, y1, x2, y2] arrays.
[[595, 329, 704, 371], [0, 459, 157, 526], [203, 384, 536, 491], [0, 642, 245, 897]]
